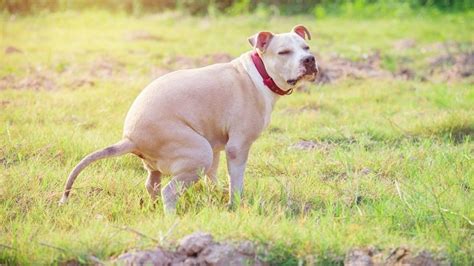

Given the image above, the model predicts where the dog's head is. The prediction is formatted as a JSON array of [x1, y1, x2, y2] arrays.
[[248, 25, 318, 90]]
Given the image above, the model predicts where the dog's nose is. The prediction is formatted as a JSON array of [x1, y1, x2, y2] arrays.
[[302, 55, 315, 66]]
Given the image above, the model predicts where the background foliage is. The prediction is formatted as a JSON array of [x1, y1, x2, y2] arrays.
[[1, 0, 473, 15]]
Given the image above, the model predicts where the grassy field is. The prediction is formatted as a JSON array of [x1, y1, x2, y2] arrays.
[[1, 10, 473, 265]]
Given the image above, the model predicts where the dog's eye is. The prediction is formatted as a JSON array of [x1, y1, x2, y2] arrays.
[[303, 46, 310, 50], [278, 50, 291, 55]]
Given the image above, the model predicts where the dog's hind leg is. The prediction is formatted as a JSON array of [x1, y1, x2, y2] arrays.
[[142, 160, 162, 202], [145, 170, 162, 202], [160, 137, 213, 214], [206, 150, 221, 183]]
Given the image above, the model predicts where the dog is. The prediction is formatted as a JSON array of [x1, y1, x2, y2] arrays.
[[60, 25, 318, 213]]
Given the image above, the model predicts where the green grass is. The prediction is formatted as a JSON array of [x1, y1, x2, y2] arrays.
[[1, 10, 473, 265]]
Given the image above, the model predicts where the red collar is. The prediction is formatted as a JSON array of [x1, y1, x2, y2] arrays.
[[251, 51, 293, 96]]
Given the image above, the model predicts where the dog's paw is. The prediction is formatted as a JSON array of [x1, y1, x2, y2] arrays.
[[163, 204, 177, 216], [58, 195, 68, 205]]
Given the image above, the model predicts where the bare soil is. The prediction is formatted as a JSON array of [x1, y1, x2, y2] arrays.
[[345, 247, 449, 266], [109, 232, 449, 266], [316, 51, 391, 84], [0, 57, 126, 90], [0, 67, 56, 90], [428, 52, 474, 81], [4, 45, 23, 54], [290, 140, 333, 152], [113, 232, 265, 266], [88, 57, 126, 79]]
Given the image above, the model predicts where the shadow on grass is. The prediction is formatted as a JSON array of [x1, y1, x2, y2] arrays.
[[430, 123, 473, 144]]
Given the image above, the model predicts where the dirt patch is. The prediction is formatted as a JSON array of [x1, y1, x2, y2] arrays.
[[68, 78, 95, 88], [393, 38, 417, 51], [395, 67, 417, 80], [0, 67, 56, 91], [4, 46, 23, 54], [0, 100, 11, 107], [89, 57, 125, 79], [429, 52, 474, 81], [290, 140, 333, 152], [0, 75, 15, 90], [124, 30, 163, 42], [0, 60, 105, 91], [18, 73, 56, 90], [316, 52, 391, 84], [58, 56, 128, 88], [419, 41, 473, 82], [345, 247, 449, 266], [113, 232, 264, 265], [315, 42, 472, 84]]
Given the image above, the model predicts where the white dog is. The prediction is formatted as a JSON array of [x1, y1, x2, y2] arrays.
[[60, 25, 318, 213]]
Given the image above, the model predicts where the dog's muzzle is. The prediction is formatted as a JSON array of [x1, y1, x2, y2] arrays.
[[303, 55, 319, 75], [286, 56, 319, 85]]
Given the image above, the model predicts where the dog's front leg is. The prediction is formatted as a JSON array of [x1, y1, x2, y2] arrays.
[[225, 142, 250, 207]]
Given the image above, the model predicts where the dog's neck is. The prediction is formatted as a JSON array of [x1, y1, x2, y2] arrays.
[[236, 51, 281, 108]]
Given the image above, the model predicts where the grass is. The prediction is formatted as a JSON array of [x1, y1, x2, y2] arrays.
[[1, 10, 473, 265]]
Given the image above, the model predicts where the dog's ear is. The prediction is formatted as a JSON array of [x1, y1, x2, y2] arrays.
[[292, 25, 311, 40], [248, 31, 274, 53]]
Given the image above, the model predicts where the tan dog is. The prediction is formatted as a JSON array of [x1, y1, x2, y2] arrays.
[[60, 25, 318, 213]]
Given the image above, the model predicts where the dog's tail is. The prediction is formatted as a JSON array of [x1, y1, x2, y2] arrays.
[[59, 138, 136, 205]]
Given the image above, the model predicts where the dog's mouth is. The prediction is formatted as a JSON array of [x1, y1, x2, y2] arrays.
[[286, 68, 319, 86]]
